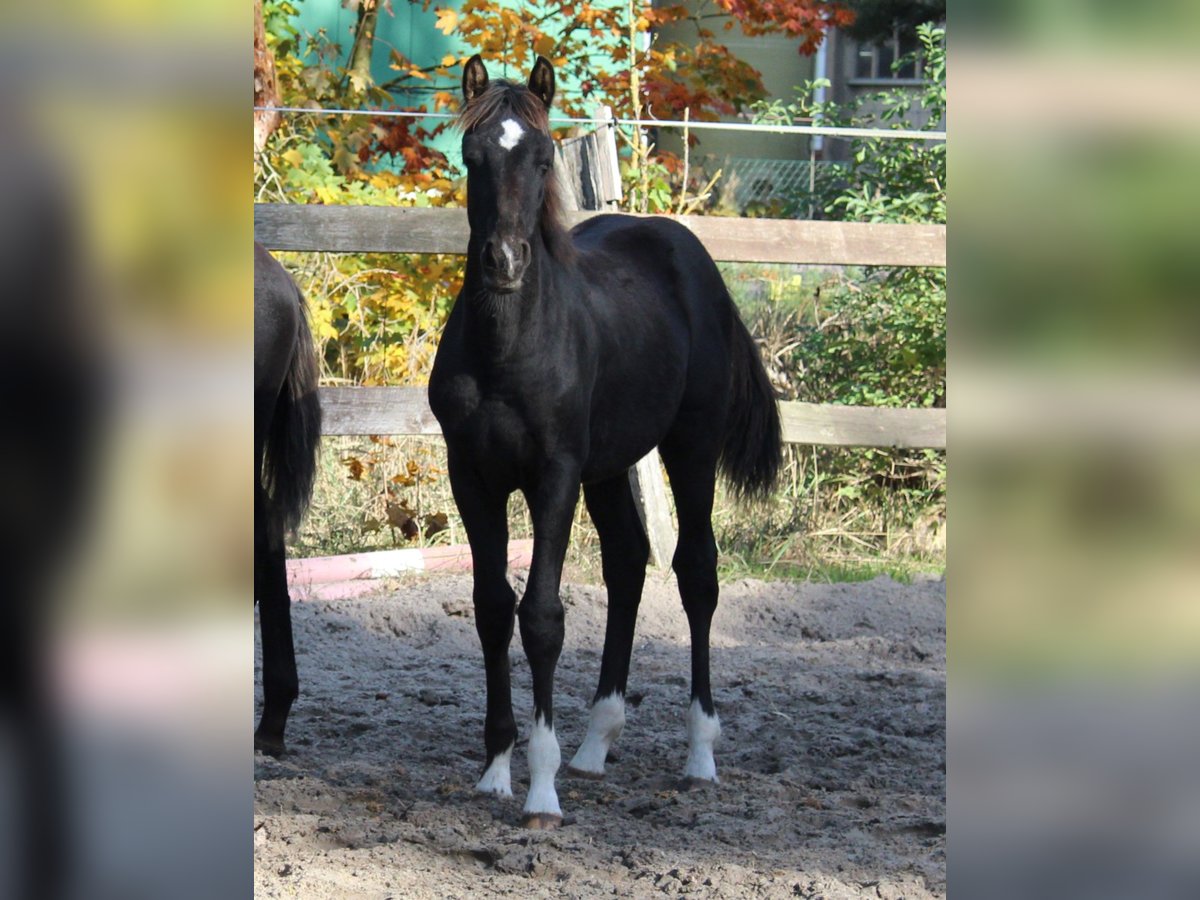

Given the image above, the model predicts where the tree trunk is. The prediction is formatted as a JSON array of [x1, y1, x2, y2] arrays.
[[347, 1, 380, 95], [253, 0, 281, 154]]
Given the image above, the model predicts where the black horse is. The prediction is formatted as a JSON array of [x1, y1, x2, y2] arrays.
[[254, 243, 322, 756], [429, 56, 782, 827]]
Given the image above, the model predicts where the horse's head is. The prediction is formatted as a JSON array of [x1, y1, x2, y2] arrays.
[[458, 55, 563, 294]]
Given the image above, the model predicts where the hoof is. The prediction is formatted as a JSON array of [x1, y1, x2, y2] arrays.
[[680, 775, 718, 792], [254, 732, 286, 758], [520, 812, 563, 830], [565, 765, 605, 781]]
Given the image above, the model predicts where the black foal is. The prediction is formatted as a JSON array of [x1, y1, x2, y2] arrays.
[[429, 56, 781, 827]]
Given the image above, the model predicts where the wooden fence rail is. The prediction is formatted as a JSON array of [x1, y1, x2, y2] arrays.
[[254, 203, 946, 267], [318, 386, 946, 450]]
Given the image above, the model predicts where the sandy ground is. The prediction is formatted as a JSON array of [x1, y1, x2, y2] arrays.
[[254, 570, 945, 898]]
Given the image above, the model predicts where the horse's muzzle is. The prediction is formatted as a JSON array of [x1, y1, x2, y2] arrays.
[[482, 237, 531, 292]]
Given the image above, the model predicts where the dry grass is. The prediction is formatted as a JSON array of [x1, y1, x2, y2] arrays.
[[290, 438, 944, 586], [290, 436, 608, 582]]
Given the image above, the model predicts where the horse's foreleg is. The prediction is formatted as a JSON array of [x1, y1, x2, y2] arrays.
[[450, 461, 518, 797], [474, 559, 518, 798], [255, 482, 297, 757], [568, 474, 649, 778], [517, 464, 580, 827]]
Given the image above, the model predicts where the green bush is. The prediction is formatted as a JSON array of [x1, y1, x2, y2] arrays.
[[727, 24, 947, 574]]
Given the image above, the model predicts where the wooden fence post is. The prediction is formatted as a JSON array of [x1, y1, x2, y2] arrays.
[[629, 453, 676, 568], [554, 107, 677, 568]]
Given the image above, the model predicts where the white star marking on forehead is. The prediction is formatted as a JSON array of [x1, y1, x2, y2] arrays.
[[498, 118, 525, 151]]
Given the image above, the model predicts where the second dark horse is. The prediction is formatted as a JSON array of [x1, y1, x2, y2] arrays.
[[254, 243, 322, 756]]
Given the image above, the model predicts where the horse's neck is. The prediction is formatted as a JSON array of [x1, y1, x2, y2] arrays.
[[463, 247, 566, 363]]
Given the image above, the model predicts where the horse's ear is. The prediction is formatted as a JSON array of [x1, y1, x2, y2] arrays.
[[462, 55, 489, 104], [528, 56, 555, 110]]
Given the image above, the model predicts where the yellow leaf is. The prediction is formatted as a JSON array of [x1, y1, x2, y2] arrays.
[[534, 34, 556, 58], [435, 8, 459, 35], [441, 54, 456, 67], [282, 149, 303, 167]]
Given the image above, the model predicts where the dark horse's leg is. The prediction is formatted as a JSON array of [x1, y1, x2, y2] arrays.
[[567, 473, 650, 777], [254, 477, 298, 756], [5, 585, 70, 900], [517, 462, 580, 827], [448, 451, 519, 798], [659, 436, 723, 782]]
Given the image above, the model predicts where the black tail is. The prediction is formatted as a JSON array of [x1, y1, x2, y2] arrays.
[[262, 280, 322, 535], [719, 311, 782, 501]]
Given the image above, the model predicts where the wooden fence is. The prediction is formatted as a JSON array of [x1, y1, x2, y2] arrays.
[[255, 202, 945, 564], [255, 203, 946, 268]]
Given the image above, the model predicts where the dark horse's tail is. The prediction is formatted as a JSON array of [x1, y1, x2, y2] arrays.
[[719, 312, 782, 501], [262, 280, 322, 535]]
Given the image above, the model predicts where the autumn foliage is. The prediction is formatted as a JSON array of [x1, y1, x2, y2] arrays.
[[255, 0, 859, 388], [716, 0, 855, 54], [427, 0, 853, 122]]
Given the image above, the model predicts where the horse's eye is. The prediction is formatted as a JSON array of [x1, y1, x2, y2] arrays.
[[538, 162, 551, 176]]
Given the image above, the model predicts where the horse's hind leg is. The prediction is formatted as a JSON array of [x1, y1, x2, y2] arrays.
[[567, 474, 650, 778], [255, 480, 297, 756], [659, 439, 723, 782]]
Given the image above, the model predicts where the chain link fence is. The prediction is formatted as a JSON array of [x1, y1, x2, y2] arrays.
[[704, 157, 851, 218]]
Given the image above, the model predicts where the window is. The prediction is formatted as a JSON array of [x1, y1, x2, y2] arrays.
[[851, 23, 926, 82]]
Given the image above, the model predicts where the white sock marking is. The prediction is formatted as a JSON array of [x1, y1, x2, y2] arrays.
[[569, 693, 625, 775], [476, 745, 513, 797], [523, 715, 562, 817], [498, 118, 525, 151], [684, 698, 721, 782]]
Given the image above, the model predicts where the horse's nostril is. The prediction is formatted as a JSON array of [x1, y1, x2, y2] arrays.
[[483, 240, 504, 271], [518, 241, 531, 268]]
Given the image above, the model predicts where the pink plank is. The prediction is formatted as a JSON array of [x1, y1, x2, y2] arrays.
[[286, 539, 534, 591]]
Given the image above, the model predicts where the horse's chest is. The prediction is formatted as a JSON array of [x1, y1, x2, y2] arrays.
[[431, 373, 538, 463], [475, 400, 536, 461]]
